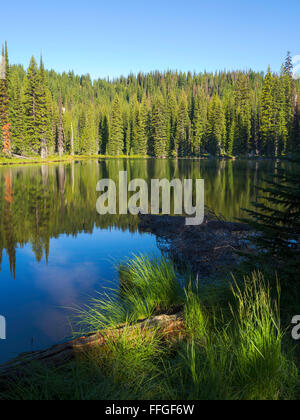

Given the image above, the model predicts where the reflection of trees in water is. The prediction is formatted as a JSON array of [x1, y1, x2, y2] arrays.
[[0, 158, 280, 274], [1, 171, 16, 277]]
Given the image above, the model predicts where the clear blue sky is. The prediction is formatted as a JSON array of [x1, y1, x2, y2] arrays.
[[1, 0, 299, 80]]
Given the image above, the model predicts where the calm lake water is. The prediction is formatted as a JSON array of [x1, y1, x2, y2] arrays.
[[0, 158, 279, 364]]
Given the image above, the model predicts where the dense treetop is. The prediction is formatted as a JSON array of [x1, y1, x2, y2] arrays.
[[0, 44, 299, 158]]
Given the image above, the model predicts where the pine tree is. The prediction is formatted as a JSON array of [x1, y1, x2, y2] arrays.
[[108, 94, 124, 156], [99, 111, 110, 155], [260, 68, 275, 155], [22, 57, 40, 153], [151, 94, 168, 158], [192, 88, 207, 156], [282, 53, 295, 151], [37, 57, 52, 158], [175, 91, 189, 156], [9, 71, 23, 154], [81, 105, 98, 155], [167, 91, 177, 155], [243, 154, 300, 282], [132, 95, 148, 155], [234, 73, 251, 155], [273, 74, 288, 155], [207, 94, 226, 155]]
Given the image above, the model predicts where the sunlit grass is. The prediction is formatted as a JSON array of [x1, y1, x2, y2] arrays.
[[1, 256, 299, 400]]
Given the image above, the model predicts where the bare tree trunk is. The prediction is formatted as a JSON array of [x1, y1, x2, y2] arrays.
[[70, 122, 74, 156], [58, 96, 64, 157], [40, 137, 48, 159]]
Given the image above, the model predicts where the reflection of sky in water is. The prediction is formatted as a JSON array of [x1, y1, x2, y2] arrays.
[[0, 227, 158, 364]]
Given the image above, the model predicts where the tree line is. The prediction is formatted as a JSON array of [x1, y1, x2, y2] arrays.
[[0, 43, 300, 158]]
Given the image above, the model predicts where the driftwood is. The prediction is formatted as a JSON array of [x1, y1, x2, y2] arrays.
[[11, 154, 32, 160], [0, 313, 184, 381]]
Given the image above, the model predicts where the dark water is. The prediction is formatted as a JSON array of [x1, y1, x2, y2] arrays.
[[0, 158, 279, 364]]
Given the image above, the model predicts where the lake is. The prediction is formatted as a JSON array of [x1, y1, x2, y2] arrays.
[[0, 158, 279, 364]]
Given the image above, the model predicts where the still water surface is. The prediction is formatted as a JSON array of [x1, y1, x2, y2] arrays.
[[0, 158, 278, 363]]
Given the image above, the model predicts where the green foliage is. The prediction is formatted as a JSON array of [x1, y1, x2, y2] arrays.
[[108, 94, 124, 156], [2, 265, 298, 401], [243, 154, 300, 281], [1, 45, 300, 158], [151, 94, 168, 157]]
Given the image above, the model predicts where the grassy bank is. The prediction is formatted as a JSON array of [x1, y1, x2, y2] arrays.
[[0, 153, 289, 167], [0, 154, 153, 166], [1, 255, 298, 400]]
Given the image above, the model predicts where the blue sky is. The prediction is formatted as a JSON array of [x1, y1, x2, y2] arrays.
[[1, 0, 299, 79]]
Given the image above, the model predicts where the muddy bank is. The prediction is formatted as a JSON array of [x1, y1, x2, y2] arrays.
[[139, 213, 252, 278]]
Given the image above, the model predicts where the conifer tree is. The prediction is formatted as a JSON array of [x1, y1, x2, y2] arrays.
[[81, 105, 98, 155], [37, 57, 52, 158], [132, 96, 148, 155], [151, 94, 168, 157], [175, 91, 190, 156], [207, 94, 226, 155], [99, 112, 110, 155], [234, 73, 251, 155], [243, 154, 300, 282], [9, 72, 23, 154], [108, 94, 124, 156], [22, 57, 40, 153], [192, 88, 207, 155], [167, 91, 177, 155], [260, 68, 275, 155]]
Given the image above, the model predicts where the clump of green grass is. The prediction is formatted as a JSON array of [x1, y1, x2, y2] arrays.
[[164, 271, 298, 400], [77, 254, 186, 334], [230, 272, 298, 399], [1, 256, 299, 401], [119, 254, 187, 317]]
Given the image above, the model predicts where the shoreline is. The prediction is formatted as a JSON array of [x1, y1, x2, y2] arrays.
[[0, 154, 289, 167]]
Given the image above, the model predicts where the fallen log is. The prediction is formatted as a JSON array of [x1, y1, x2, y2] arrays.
[[11, 154, 32, 160], [0, 313, 184, 381]]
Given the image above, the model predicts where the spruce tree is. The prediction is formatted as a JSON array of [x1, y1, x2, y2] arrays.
[[37, 57, 52, 158], [175, 91, 189, 156], [108, 94, 124, 156], [260, 68, 275, 155], [81, 105, 98, 155], [207, 94, 226, 155], [243, 154, 300, 281], [234, 73, 251, 155], [167, 91, 177, 155], [192, 88, 207, 156], [134, 95, 149, 156], [9, 71, 23, 154], [22, 57, 40, 154], [99, 112, 110, 155], [151, 94, 168, 158]]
